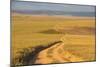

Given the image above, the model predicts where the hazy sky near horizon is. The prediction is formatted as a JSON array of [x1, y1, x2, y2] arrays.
[[11, 1, 95, 12]]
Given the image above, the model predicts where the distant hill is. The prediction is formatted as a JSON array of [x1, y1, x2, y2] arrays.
[[12, 10, 95, 17]]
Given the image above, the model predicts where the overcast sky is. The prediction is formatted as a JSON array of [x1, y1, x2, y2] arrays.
[[11, 1, 95, 12]]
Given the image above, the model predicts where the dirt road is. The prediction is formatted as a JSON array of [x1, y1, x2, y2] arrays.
[[34, 41, 83, 64]]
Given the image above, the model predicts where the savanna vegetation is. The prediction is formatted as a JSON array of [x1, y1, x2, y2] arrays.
[[12, 14, 96, 66]]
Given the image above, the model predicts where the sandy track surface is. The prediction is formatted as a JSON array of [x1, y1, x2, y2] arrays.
[[34, 42, 62, 64], [34, 41, 83, 64]]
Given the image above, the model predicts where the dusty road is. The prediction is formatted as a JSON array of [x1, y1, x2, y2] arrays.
[[34, 41, 83, 64]]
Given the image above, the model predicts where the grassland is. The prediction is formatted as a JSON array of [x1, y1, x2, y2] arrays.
[[12, 14, 96, 65]]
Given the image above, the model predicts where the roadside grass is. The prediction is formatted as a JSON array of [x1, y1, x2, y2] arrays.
[[12, 41, 62, 66]]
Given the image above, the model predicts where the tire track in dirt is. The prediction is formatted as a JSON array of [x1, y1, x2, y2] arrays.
[[50, 43, 70, 63], [34, 41, 63, 64], [34, 39, 83, 64], [49, 42, 83, 63]]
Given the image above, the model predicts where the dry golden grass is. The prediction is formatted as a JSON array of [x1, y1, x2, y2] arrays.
[[61, 35, 95, 61], [12, 14, 96, 65]]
